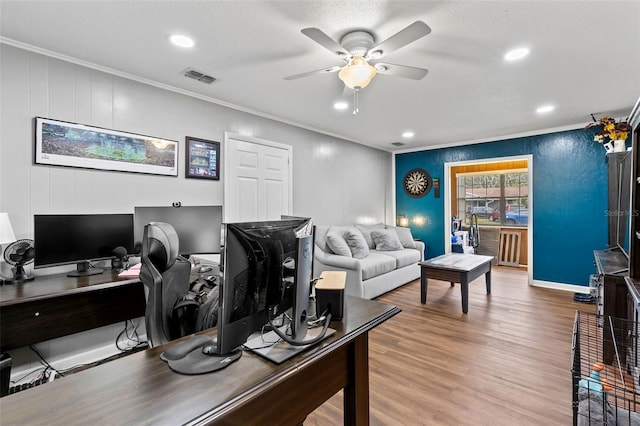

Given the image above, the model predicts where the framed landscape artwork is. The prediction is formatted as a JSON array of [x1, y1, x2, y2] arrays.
[[185, 136, 220, 180], [34, 117, 179, 176]]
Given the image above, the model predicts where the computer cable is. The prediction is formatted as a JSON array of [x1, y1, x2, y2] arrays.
[[266, 312, 332, 347], [9, 366, 49, 388], [29, 345, 65, 377], [116, 320, 147, 352], [248, 316, 287, 349], [246, 325, 282, 350], [307, 315, 327, 327]]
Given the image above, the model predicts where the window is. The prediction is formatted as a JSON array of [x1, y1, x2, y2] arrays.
[[456, 170, 528, 227]]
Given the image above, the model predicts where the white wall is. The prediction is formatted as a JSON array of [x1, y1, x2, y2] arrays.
[[0, 43, 392, 380], [0, 43, 392, 247]]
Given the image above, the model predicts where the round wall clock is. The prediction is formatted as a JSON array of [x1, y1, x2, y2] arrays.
[[403, 168, 432, 198]]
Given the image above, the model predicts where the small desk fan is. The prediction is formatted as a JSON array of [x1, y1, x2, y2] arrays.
[[3, 239, 35, 284]]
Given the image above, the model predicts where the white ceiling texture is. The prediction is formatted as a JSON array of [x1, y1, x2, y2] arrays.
[[1, 1, 639, 152]]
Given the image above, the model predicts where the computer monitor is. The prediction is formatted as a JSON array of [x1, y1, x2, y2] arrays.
[[133, 205, 222, 256], [216, 218, 314, 356], [34, 213, 135, 277], [159, 218, 321, 374]]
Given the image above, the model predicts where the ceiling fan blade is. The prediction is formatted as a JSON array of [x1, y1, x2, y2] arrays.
[[374, 62, 429, 80], [301, 28, 350, 58], [367, 21, 431, 59], [284, 65, 342, 80]]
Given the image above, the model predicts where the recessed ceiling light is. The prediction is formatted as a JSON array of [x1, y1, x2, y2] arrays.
[[504, 47, 530, 61], [334, 101, 349, 110], [402, 131, 414, 138], [536, 105, 555, 114], [170, 34, 194, 48]]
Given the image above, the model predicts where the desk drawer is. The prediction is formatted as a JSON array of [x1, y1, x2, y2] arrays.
[[0, 281, 145, 352]]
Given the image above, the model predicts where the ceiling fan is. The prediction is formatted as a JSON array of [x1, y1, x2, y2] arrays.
[[284, 21, 431, 114]]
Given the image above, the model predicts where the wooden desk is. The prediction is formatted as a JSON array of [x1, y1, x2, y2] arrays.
[[0, 270, 145, 352], [420, 253, 493, 313], [0, 296, 400, 425]]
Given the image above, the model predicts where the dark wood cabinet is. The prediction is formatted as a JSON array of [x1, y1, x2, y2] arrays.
[[607, 151, 632, 249], [594, 250, 630, 364], [623, 99, 640, 376], [594, 150, 632, 322], [595, 250, 629, 318], [629, 99, 640, 277]]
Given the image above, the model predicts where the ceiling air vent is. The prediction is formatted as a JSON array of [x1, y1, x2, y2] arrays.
[[184, 68, 216, 84], [391, 142, 405, 147]]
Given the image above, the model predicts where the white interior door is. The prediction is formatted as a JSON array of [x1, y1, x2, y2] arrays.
[[224, 132, 292, 223]]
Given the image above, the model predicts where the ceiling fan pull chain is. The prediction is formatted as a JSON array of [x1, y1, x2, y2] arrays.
[[353, 88, 359, 115]]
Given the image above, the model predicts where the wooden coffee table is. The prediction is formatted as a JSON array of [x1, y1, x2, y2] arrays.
[[420, 253, 493, 313]]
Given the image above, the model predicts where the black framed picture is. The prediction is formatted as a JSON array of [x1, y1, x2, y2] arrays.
[[35, 117, 179, 176], [185, 136, 220, 180]]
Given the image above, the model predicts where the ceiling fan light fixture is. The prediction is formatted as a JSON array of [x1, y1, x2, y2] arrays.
[[338, 56, 377, 89]]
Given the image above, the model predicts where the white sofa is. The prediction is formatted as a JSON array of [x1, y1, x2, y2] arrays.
[[313, 223, 425, 299]]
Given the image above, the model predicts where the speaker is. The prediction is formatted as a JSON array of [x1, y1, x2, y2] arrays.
[[315, 271, 346, 320], [0, 353, 12, 397]]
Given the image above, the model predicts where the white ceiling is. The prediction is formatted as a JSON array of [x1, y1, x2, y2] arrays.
[[1, 1, 639, 152]]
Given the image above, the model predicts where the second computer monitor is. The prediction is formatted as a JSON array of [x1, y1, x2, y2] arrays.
[[133, 205, 222, 256]]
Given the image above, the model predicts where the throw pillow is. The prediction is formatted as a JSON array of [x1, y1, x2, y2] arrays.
[[387, 225, 417, 249], [371, 228, 404, 251], [325, 227, 352, 257], [355, 223, 385, 249], [343, 228, 370, 259]]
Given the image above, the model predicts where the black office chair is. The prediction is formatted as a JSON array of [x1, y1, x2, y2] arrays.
[[139, 222, 191, 347]]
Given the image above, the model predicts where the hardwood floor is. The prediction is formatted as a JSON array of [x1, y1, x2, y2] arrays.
[[305, 266, 595, 425]]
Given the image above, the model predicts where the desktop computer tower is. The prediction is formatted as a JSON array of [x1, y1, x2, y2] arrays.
[[291, 235, 313, 340]]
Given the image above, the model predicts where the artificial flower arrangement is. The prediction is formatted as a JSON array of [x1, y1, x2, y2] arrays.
[[586, 116, 632, 144]]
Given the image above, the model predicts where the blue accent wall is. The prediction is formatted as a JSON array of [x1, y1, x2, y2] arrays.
[[396, 128, 622, 287]]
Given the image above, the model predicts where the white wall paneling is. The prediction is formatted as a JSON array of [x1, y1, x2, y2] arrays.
[[0, 43, 392, 377]]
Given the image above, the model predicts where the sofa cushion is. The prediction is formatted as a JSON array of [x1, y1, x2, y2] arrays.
[[344, 228, 369, 259], [325, 227, 352, 257], [377, 248, 421, 269], [359, 252, 397, 280], [355, 223, 385, 249], [371, 228, 404, 251], [315, 225, 352, 253], [387, 225, 416, 249], [314, 225, 331, 252]]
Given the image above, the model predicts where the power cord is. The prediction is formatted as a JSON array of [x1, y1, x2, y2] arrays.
[[29, 345, 65, 378], [116, 320, 147, 351], [9, 366, 50, 387], [266, 312, 332, 347]]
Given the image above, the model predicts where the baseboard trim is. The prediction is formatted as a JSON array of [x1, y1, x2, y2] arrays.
[[531, 279, 590, 293]]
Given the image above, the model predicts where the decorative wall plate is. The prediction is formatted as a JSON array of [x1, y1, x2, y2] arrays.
[[403, 168, 432, 198]]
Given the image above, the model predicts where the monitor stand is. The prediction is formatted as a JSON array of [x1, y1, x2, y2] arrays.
[[67, 261, 104, 277], [244, 325, 336, 364]]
